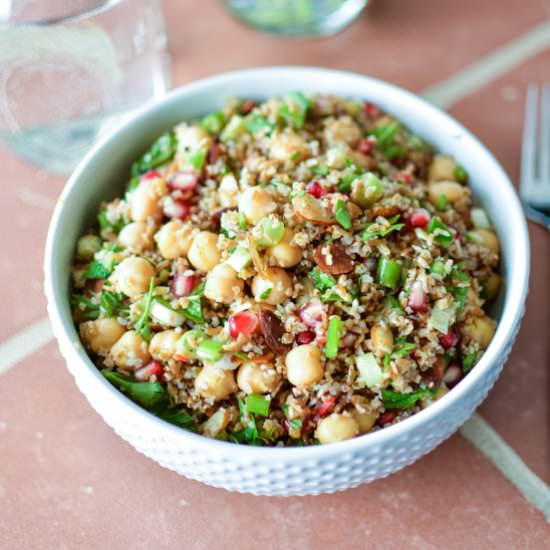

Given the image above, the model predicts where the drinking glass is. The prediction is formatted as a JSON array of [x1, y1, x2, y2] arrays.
[[223, 0, 368, 37], [0, 0, 170, 174]]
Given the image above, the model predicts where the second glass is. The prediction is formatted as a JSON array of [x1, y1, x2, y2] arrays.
[[0, 0, 170, 174]]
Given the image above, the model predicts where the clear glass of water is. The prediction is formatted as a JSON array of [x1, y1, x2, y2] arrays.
[[0, 0, 170, 174], [223, 0, 368, 37]]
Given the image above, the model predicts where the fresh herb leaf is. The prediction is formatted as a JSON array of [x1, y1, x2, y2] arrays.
[[382, 387, 434, 409], [314, 164, 330, 176], [127, 176, 140, 193], [100, 290, 127, 318], [454, 164, 469, 183], [246, 394, 271, 417], [131, 131, 177, 176], [98, 208, 126, 235], [383, 353, 391, 370], [103, 371, 169, 410], [452, 286, 469, 312], [181, 282, 205, 324], [83, 260, 112, 280], [427, 217, 454, 246], [462, 351, 478, 373], [335, 199, 352, 230], [156, 407, 195, 429], [361, 216, 404, 241], [435, 194, 448, 211], [392, 338, 416, 358], [134, 277, 156, 340], [244, 113, 273, 134], [235, 351, 249, 360], [338, 173, 356, 193], [288, 418, 302, 431], [310, 267, 337, 292], [451, 267, 471, 282], [71, 294, 99, 320], [371, 122, 401, 157]]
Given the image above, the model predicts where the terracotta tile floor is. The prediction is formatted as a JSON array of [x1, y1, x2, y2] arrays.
[[1, 1, 549, 548]]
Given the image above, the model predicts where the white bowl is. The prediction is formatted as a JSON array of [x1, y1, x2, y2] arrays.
[[44, 67, 530, 496]]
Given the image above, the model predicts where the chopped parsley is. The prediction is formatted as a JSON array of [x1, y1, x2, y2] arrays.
[[134, 277, 156, 341], [310, 267, 337, 291], [382, 387, 435, 409], [361, 214, 404, 241], [131, 130, 177, 176]]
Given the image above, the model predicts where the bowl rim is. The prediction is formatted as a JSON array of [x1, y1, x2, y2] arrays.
[[44, 66, 530, 460]]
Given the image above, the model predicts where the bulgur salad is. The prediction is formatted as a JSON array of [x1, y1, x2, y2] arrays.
[[71, 93, 501, 446]]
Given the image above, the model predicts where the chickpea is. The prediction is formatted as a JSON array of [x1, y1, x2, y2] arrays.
[[268, 228, 303, 268], [251, 267, 293, 305], [469, 229, 500, 254], [428, 155, 457, 182], [356, 411, 378, 434], [238, 186, 277, 225], [113, 256, 155, 297], [324, 116, 362, 147], [149, 330, 179, 361], [111, 330, 151, 370], [76, 234, 101, 261], [428, 181, 467, 204], [286, 344, 324, 388], [371, 324, 393, 355], [204, 264, 244, 304], [155, 220, 193, 260], [118, 222, 154, 253], [237, 362, 280, 394], [315, 413, 359, 444], [268, 130, 309, 162], [195, 365, 237, 401], [187, 231, 221, 271], [79, 318, 125, 355], [463, 316, 496, 349], [218, 173, 240, 208], [129, 178, 166, 223]]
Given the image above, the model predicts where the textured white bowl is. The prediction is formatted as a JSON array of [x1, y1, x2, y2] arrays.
[[44, 67, 529, 496]]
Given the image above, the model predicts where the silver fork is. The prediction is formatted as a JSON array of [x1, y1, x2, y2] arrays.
[[521, 84, 550, 229]]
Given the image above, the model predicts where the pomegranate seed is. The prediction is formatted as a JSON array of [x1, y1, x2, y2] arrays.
[[315, 396, 336, 418], [229, 311, 259, 339], [172, 272, 197, 297], [168, 171, 198, 195], [299, 300, 325, 328], [443, 365, 463, 388], [364, 102, 381, 118], [306, 181, 327, 199], [378, 410, 397, 427], [439, 329, 460, 349], [143, 170, 161, 180], [357, 138, 374, 156], [164, 197, 191, 220], [296, 330, 315, 344], [394, 172, 413, 184], [408, 283, 428, 313], [135, 360, 164, 382], [407, 208, 431, 230]]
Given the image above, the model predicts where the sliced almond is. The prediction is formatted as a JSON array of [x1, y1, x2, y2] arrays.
[[314, 243, 354, 275], [293, 194, 336, 225]]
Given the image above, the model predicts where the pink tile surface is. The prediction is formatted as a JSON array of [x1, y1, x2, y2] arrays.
[[0, 344, 548, 550]]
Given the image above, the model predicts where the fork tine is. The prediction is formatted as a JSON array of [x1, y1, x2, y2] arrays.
[[521, 84, 538, 197], [540, 83, 550, 184]]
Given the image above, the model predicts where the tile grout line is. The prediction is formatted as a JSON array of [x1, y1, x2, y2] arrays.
[[0, 318, 54, 376], [460, 414, 550, 522], [421, 19, 550, 109]]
